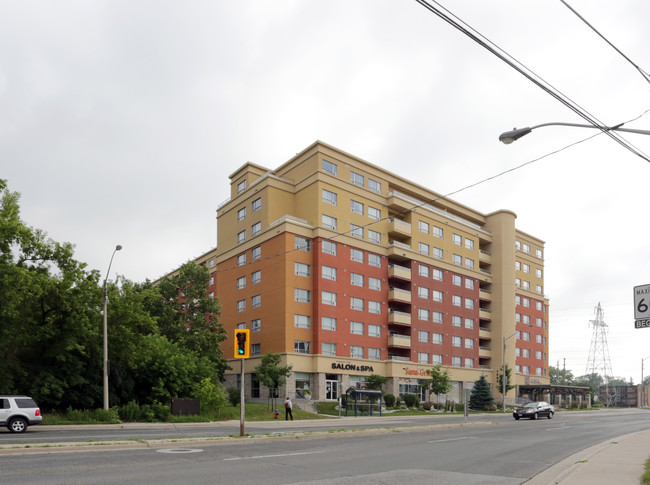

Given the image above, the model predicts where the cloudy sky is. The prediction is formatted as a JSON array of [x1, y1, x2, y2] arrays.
[[3, 1, 650, 383]]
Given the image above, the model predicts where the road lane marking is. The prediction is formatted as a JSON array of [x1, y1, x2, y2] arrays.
[[427, 437, 473, 443], [223, 450, 326, 461]]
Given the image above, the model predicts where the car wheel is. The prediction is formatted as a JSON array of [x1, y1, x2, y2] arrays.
[[532, 412, 538, 420], [547, 412, 553, 419], [514, 416, 520, 420], [8, 418, 28, 433]]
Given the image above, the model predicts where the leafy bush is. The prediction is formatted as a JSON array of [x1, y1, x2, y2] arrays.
[[403, 393, 418, 408], [421, 401, 432, 411], [383, 393, 396, 407], [227, 387, 241, 407]]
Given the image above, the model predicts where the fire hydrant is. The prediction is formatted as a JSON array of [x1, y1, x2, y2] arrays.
[[274, 409, 279, 419]]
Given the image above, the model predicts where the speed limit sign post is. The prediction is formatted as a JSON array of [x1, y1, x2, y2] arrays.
[[634, 284, 650, 328]]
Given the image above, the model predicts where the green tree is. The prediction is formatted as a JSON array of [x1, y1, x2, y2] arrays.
[[496, 364, 515, 402], [254, 352, 292, 408], [421, 365, 452, 405], [550, 366, 576, 385], [366, 374, 387, 391], [469, 375, 494, 410], [157, 261, 228, 380], [195, 377, 228, 414]]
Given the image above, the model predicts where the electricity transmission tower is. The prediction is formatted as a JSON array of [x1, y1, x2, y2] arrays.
[[585, 302, 615, 406]]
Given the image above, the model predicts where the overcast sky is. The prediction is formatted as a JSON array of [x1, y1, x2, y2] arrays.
[[3, 1, 650, 384]]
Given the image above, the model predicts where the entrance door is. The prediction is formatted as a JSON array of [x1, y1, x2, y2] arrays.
[[326, 380, 339, 400]]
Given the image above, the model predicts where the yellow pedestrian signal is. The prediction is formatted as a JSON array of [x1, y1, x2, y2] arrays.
[[234, 329, 250, 358]]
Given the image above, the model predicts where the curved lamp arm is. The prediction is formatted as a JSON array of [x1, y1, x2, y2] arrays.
[[499, 122, 650, 144]]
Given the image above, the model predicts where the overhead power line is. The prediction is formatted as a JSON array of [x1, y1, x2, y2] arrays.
[[413, 0, 650, 163]]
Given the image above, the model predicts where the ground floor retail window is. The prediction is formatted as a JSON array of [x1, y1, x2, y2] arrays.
[[251, 374, 260, 398]]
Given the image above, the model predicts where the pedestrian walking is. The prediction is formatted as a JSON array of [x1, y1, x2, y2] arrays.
[[284, 397, 293, 421]]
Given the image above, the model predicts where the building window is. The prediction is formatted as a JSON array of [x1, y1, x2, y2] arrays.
[[295, 236, 311, 252], [523, 263, 530, 274], [322, 214, 337, 230], [251, 343, 261, 357], [452, 315, 462, 327], [350, 200, 363, 214], [452, 295, 461, 307], [368, 253, 381, 267], [237, 230, 246, 244], [516, 295, 521, 305], [536, 249, 543, 258], [523, 315, 530, 324], [465, 258, 474, 269], [418, 353, 429, 364], [452, 357, 462, 367], [418, 330, 429, 343], [465, 318, 474, 329], [419, 264, 429, 277], [350, 321, 364, 335], [322, 291, 337, 306], [237, 180, 246, 194], [252, 246, 261, 260], [419, 243, 429, 256], [432, 354, 443, 365], [368, 206, 381, 221], [368, 324, 381, 337], [251, 319, 261, 332], [237, 207, 246, 221], [523, 280, 530, 290], [368, 277, 381, 291], [350, 297, 364, 311], [295, 262, 310, 277], [351, 224, 363, 239], [465, 298, 474, 309], [368, 348, 381, 360], [350, 248, 364, 263], [464, 358, 474, 368], [433, 290, 443, 302], [322, 189, 337, 206], [453, 254, 462, 266], [350, 171, 364, 186], [536, 285, 543, 294], [251, 222, 261, 236], [523, 243, 531, 254], [322, 342, 336, 356], [323, 159, 337, 175], [252, 270, 261, 284], [432, 268, 443, 281], [433, 247, 443, 259], [251, 295, 261, 309], [536, 350, 543, 360], [294, 289, 310, 303], [536, 317, 543, 327], [368, 230, 381, 244], [465, 238, 474, 250], [209, 276, 215, 286], [432, 311, 443, 323], [433, 226, 443, 238], [237, 276, 246, 289], [418, 308, 429, 321], [418, 286, 430, 299], [516, 278, 521, 288], [516, 313, 521, 322], [368, 178, 381, 193], [523, 332, 530, 341], [516, 261, 521, 271], [237, 322, 245, 329], [350, 346, 364, 359], [322, 316, 337, 331], [322, 265, 337, 281], [294, 314, 310, 329], [368, 301, 381, 314], [536, 367, 543, 376], [536, 268, 543, 278], [452, 336, 462, 347], [294, 341, 310, 354], [237, 300, 245, 312], [453, 234, 462, 246], [432, 333, 443, 344], [523, 365, 530, 375], [464, 338, 474, 349], [208, 292, 214, 299], [536, 334, 543, 344], [251, 197, 261, 213], [516, 347, 521, 357], [452, 274, 462, 286], [351, 273, 364, 287], [523, 297, 530, 307], [322, 240, 337, 255], [419, 221, 430, 234], [465, 278, 475, 290], [536, 301, 543, 311], [238, 254, 246, 266]]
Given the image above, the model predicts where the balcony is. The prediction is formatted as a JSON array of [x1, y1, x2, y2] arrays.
[[388, 264, 411, 281], [388, 218, 411, 238], [479, 308, 492, 320], [387, 355, 411, 362], [387, 192, 418, 212], [479, 327, 492, 339], [479, 346, 492, 358], [479, 250, 492, 264], [479, 289, 492, 301], [388, 334, 411, 348], [388, 309, 411, 326], [389, 287, 412, 303]]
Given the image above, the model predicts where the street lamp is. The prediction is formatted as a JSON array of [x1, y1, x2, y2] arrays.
[[502, 323, 535, 412], [642, 356, 650, 407], [103, 244, 122, 410], [499, 122, 650, 144]]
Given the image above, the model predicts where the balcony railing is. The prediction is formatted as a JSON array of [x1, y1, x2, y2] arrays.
[[388, 264, 411, 281], [388, 334, 412, 348], [389, 287, 412, 303], [388, 309, 411, 326]]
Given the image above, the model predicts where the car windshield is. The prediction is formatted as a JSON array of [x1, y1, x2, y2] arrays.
[[523, 403, 538, 408]]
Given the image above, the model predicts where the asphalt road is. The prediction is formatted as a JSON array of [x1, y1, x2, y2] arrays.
[[1, 408, 649, 485]]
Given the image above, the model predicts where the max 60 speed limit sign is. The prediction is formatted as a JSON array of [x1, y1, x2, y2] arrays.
[[634, 284, 650, 328]]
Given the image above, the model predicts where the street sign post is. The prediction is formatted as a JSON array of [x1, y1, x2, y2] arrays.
[[634, 284, 650, 329]]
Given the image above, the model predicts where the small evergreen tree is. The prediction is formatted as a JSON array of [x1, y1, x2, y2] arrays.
[[469, 375, 494, 410]]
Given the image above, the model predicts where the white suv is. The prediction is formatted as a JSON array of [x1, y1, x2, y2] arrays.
[[0, 395, 43, 433]]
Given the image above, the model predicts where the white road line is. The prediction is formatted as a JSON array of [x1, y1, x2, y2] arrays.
[[427, 437, 473, 443], [223, 450, 326, 461]]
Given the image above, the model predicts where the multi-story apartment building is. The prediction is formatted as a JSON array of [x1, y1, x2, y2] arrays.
[[187, 141, 549, 404]]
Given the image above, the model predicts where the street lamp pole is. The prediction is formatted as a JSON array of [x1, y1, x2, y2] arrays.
[[103, 244, 122, 410], [642, 356, 650, 407], [502, 324, 535, 412], [499, 122, 650, 144]]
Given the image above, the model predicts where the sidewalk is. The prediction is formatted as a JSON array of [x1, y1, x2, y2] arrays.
[[526, 428, 650, 484]]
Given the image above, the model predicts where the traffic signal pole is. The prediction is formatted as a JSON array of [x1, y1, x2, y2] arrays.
[[240, 358, 245, 436], [234, 329, 250, 437]]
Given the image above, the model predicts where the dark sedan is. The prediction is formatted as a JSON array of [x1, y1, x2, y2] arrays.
[[513, 401, 554, 420]]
